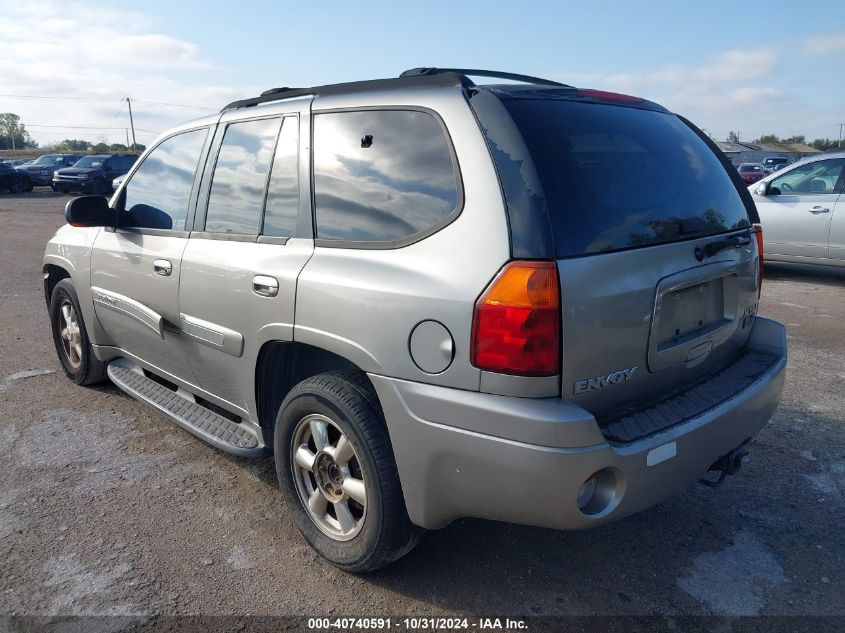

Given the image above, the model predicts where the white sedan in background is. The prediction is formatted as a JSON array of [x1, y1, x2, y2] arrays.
[[749, 152, 845, 267]]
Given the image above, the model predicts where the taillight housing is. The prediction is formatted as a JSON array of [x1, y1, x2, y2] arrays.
[[471, 261, 560, 376], [753, 223, 764, 296]]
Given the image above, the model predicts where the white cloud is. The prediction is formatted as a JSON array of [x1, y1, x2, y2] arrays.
[[804, 32, 845, 54], [596, 48, 778, 93], [0, 2, 240, 147]]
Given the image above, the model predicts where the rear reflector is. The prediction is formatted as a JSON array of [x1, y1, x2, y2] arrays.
[[753, 223, 764, 295], [577, 88, 642, 103], [471, 261, 560, 376]]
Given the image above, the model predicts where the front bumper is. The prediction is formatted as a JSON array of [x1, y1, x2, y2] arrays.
[[24, 172, 52, 185], [370, 317, 787, 530], [53, 177, 92, 192]]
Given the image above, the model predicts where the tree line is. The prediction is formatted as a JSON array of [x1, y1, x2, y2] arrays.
[[0, 112, 145, 153], [726, 130, 841, 151]]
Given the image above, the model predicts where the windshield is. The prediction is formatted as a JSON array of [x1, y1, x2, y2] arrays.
[[74, 156, 105, 168], [740, 165, 762, 172], [500, 99, 750, 257], [32, 155, 62, 166]]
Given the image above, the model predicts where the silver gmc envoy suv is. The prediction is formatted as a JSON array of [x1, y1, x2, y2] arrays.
[[43, 68, 787, 571]]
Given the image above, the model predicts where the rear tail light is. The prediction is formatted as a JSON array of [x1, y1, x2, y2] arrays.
[[753, 223, 764, 296], [471, 261, 560, 376]]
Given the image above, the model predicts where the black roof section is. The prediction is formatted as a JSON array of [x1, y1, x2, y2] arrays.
[[221, 67, 568, 112]]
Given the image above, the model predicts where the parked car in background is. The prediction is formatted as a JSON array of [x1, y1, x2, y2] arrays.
[[749, 152, 845, 267], [738, 163, 766, 183], [44, 68, 786, 572], [52, 154, 138, 194], [16, 154, 81, 186], [761, 157, 789, 172], [0, 161, 32, 193], [2, 159, 27, 167]]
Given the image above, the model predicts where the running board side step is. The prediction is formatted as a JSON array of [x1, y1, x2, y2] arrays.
[[107, 360, 266, 458]]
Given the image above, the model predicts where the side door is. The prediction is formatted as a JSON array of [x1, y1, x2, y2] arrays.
[[178, 101, 314, 415], [752, 157, 845, 259], [90, 125, 213, 382]]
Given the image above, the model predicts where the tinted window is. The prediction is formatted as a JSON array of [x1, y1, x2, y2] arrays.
[[205, 117, 281, 234], [262, 116, 299, 237], [500, 99, 751, 257], [769, 158, 845, 195], [75, 156, 106, 168], [313, 110, 459, 243], [121, 127, 208, 231]]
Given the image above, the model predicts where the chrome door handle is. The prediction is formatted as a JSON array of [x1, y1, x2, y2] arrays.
[[153, 259, 172, 276], [809, 206, 830, 214], [252, 275, 279, 297]]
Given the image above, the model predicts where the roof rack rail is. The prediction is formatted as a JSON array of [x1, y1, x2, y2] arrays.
[[221, 73, 473, 112], [400, 67, 569, 87], [220, 68, 566, 112]]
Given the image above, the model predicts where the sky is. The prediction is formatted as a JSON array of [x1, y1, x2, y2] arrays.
[[1, 0, 844, 148]]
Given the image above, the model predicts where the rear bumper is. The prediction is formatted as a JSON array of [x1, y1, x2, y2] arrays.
[[370, 317, 786, 530]]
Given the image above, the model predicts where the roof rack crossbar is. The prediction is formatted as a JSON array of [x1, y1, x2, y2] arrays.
[[400, 67, 569, 87]]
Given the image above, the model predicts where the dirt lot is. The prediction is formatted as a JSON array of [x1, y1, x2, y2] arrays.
[[0, 192, 843, 623]]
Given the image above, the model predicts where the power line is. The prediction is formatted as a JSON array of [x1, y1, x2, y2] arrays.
[[0, 94, 123, 102], [131, 98, 216, 111], [0, 93, 216, 110], [27, 124, 159, 133]]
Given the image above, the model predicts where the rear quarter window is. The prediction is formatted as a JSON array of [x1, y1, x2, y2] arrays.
[[500, 99, 751, 257], [312, 109, 460, 245]]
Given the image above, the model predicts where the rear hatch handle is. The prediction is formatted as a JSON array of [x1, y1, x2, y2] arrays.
[[694, 233, 751, 262]]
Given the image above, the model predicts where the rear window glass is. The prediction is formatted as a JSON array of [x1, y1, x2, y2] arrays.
[[500, 99, 750, 257]]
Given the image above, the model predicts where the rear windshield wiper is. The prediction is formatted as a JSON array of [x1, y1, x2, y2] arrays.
[[694, 233, 751, 261]]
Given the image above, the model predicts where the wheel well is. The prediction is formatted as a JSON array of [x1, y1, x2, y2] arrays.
[[256, 341, 373, 446], [43, 264, 70, 306]]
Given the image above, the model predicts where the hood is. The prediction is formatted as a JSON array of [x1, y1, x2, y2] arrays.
[[56, 166, 103, 177], [18, 163, 55, 172]]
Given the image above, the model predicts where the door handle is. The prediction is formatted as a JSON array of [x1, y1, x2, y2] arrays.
[[153, 259, 172, 276], [809, 206, 831, 214], [252, 275, 279, 297]]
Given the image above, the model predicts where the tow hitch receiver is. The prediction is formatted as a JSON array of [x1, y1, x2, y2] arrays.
[[699, 445, 749, 488]]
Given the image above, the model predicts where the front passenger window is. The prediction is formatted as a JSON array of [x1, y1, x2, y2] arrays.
[[121, 127, 209, 231], [770, 159, 845, 195]]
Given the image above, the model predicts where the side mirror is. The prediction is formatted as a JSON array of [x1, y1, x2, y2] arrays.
[[754, 181, 769, 196], [65, 195, 115, 227]]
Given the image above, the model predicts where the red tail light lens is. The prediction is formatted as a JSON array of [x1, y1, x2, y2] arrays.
[[471, 261, 560, 376], [753, 223, 764, 296]]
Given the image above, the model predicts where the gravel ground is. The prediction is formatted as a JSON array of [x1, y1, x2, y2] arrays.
[[0, 191, 843, 623]]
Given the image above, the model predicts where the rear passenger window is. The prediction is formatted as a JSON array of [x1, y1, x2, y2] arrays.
[[205, 117, 281, 235], [262, 116, 299, 237], [313, 110, 460, 243], [121, 127, 208, 231]]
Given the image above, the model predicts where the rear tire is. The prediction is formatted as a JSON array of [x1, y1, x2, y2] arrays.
[[274, 370, 421, 572], [49, 279, 108, 385]]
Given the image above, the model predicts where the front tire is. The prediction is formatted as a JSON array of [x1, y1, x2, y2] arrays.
[[49, 279, 108, 385], [274, 370, 421, 572]]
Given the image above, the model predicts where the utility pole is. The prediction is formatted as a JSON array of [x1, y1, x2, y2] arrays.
[[839, 123, 844, 148], [125, 128, 130, 148], [126, 97, 137, 150]]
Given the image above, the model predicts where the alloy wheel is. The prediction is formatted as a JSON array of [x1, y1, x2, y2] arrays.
[[291, 413, 367, 541], [58, 299, 83, 369]]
